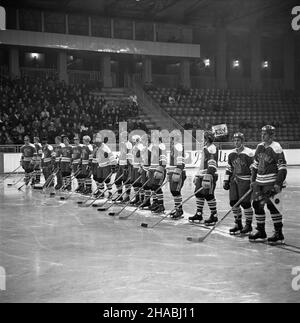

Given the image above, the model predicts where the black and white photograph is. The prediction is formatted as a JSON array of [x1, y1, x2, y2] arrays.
[[0, 0, 299, 306]]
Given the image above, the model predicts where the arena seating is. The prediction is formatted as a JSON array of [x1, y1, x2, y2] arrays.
[[0, 75, 149, 145], [147, 87, 300, 142]]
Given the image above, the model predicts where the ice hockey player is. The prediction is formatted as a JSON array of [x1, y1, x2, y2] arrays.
[[60, 136, 73, 191], [148, 132, 167, 214], [138, 134, 152, 209], [249, 125, 287, 245], [33, 136, 43, 185], [114, 131, 133, 203], [130, 135, 144, 206], [72, 136, 83, 193], [223, 133, 254, 235], [53, 136, 65, 190], [168, 130, 186, 220], [20, 135, 37, 186], [189, 130, 219, 226], [41, 137, 56, 188], [80, 136, 94, 195], [94, 133, 116, 199], [91, 134, 100, 197]]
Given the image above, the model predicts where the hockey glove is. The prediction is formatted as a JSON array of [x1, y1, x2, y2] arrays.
[[273, 184, 281, 194], [111, 165, 118, 174], [223, 180, 230, 191]]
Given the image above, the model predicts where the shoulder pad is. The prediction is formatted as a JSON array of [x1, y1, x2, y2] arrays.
[[88, 144, 93, 151], [29, 143, 35, 148], [60, 143, 65, 148], [270, 142, 283, 154], [137, 143, 144, 151], [48, 145, 54, 151], [175, 143, 183, 152], [243, 147, 255, 157], [207, 144, 217, 154], [103, 144, 111, 154], [159, 143, 166, 150], [126, 142, 132, 150]]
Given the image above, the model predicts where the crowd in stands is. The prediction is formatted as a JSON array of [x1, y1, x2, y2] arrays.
[[0, 76, 146, 145]]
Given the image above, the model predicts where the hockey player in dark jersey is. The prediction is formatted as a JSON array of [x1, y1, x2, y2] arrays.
[[60, 137, 73, 191], [20, 136, 37, 186], [150, 133, 167, 214], [189, 131, 219, 226], [249, 125, 287, 244], [168, 131, 186, 220], [223, 133, 254, 235], [138, 134, 152, 208], [33, 137, 43, 185], [54, 136, 65, 190], [130, 135, 144, 206]]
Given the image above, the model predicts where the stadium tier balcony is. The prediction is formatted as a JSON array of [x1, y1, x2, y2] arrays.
[[147, 87, 300, 143]]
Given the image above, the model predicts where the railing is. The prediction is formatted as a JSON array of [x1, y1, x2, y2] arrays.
[[21, 67, 58, 79], [0, 145, 22, 153]]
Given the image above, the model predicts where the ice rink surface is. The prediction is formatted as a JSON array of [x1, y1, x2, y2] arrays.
[[0, 167, 299, 303]]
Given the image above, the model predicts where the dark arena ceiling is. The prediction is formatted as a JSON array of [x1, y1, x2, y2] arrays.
[[2, 0, 299, 30]]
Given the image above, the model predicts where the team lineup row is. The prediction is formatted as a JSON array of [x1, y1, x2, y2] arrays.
[[19, 124, 287, 245]]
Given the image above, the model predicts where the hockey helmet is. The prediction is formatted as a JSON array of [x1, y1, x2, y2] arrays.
[[233, 132, 245, 142], [261, 125, 275, 136], [24, 135, 30, 141], [204, 130, 215, 143], [132, 135, 141, 143], [83, 135, 91, 143], [33, 136, 40, 142]]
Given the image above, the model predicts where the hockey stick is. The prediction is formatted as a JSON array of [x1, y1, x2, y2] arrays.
[[119, 180, 169, 220], [17, 171, 36, 191], [98, 175, 142, 213], [42, 168, 59, 194], [11, 175, 24, 186], [187, 188, 253, 243], [95, 173, 130, 211], [112, 177, 151, 217], [141, 187, 204, 229], [77, 171, 113, 206], [78, 171, 120, 208], [2, 165, 22, 183], [58, 169, 82, 200]]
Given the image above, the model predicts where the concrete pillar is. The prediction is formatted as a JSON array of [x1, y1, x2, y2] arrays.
[[101, 55, 113, 88], [9, 48, 20, 78], [132, 21, 136, 40], [283, 33, 295, 90], [57, 52, 68, 84], [88, 16, 92, 37], [250, 27, 262, 90], [216, 27, 227, 89], [180, 59, 191, 88], [41, 11, 45, 32], [142, 56, 152, 84]]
